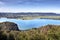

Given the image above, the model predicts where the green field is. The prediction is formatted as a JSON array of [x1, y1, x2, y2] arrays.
[[17, 16, 60, 20]]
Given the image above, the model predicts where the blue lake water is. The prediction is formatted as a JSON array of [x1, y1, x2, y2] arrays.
[[0, 18, 60, 30]]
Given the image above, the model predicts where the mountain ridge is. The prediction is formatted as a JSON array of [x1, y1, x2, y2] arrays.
[[0, 13, 60, 18]]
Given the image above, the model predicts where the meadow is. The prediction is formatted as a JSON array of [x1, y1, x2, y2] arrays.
[[17, 16, 60, 20]]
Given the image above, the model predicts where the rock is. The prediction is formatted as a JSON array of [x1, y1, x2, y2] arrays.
[[0, 22, 19, 31]]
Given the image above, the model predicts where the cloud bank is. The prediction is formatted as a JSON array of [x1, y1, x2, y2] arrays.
[[0, 0, 60, 13]]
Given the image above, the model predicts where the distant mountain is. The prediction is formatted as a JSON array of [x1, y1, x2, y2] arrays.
[[0, 13, 60, 18]]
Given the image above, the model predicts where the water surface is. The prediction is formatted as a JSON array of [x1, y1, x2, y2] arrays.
[[0, 18, 60, 30]]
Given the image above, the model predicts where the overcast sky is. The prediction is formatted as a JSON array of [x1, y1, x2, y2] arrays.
[[0, 0, 60, 13]]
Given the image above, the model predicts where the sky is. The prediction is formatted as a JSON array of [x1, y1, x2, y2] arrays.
[[0, 0, 60, 13]]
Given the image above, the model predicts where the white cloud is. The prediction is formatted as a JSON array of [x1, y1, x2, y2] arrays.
[[0, 6, 60, 13], [0, 1, 5, 5]]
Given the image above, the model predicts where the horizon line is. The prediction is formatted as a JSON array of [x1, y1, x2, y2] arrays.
[[0, 12, 57, 13]]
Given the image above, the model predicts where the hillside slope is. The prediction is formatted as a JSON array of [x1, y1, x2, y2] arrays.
[[0, 25, 60, 40], [0, 22, 19, 31]]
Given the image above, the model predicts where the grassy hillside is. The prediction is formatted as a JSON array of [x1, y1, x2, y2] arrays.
[[18, 16, 60, 20], [0, 22, 19, 31], [0, 25, 60, 40]]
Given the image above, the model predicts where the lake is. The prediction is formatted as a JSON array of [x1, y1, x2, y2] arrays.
[[0, 18, 60, 30]]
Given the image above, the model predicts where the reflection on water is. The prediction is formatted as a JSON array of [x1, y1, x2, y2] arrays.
[[0, 18, 60, 30]]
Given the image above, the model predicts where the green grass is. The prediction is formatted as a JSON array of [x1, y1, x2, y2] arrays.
[[17, 16, 60, 20], [0, 25, 60, 40]]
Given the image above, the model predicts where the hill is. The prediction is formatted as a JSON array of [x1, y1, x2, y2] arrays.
[[0, 22, 19, 31], [0, 13, 60, 18], [0, 25, 60, 40]]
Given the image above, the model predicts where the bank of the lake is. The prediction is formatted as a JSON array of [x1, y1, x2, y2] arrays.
[[0, 18, 60, 30]]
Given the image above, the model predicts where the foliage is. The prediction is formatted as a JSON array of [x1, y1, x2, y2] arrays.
[[0, 25, 60, 40]]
